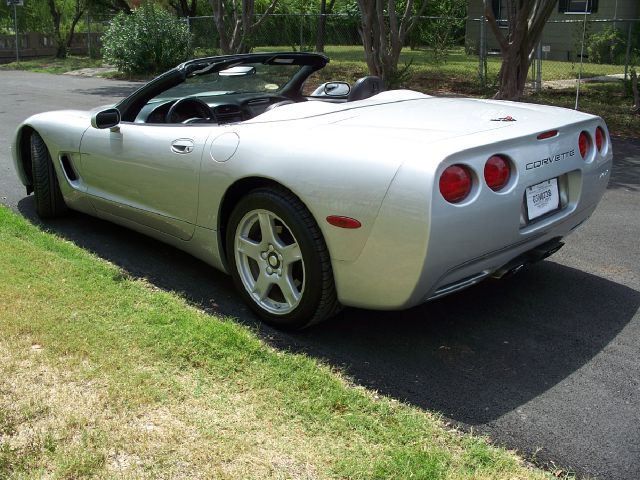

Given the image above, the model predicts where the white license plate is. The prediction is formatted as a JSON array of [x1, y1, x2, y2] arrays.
[[526, 178, 560, 220]]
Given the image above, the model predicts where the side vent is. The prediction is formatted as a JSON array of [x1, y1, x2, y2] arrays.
[[60, 154, 78, 182]]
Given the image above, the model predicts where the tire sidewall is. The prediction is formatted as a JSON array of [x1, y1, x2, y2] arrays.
[[226, 190, 325, 329]]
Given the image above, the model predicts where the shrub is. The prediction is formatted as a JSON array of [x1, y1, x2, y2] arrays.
[[102, 3, 193, 75], [586, 27, 627, 65]]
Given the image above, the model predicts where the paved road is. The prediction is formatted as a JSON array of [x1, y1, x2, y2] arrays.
[[1, 70, 639, 479]]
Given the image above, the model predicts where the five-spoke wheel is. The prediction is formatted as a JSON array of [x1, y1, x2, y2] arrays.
[[234, 209, 305, 315], [226, 188, 339, 329]]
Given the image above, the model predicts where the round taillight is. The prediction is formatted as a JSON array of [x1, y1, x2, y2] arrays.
[[595, 127, 604, 152], [579, 131, 590, 159], [484, 155, 511, 191], [439, 165, 472, 203]]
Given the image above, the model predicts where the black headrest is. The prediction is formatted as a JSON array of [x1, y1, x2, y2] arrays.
[[347, 76, 385, 101]]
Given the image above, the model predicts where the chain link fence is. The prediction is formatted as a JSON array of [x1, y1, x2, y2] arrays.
[[470, 17, 639, 90], [186, 14, 362, 54], [186, 14, 467, 54], [3, 11, 637, 93], [186, 14, 637, 89]]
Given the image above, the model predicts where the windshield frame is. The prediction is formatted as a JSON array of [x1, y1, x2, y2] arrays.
[[116, 52, 329, 122]]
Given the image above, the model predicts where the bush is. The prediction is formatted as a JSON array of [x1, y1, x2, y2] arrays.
[[102, 3, 193, 75], [586, 27, 627, 65]]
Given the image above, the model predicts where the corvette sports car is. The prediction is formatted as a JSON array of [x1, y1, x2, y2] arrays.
[[12, 52, 612, 329]]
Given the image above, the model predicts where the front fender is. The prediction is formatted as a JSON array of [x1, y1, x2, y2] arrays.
[[11, 110, 93, 188]]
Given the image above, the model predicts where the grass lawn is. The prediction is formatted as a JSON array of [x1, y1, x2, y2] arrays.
[[0, 55, 103, 74], [256, 45, 626, 82], [526, 83, 640, 139], [0, 205, 558, 479]]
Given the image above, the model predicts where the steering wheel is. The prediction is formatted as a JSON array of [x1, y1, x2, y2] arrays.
[[166, 97, 216, 124]]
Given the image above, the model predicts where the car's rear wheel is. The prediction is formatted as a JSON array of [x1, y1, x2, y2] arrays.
[[30, 132, 68, 218], [226, 188, 339, 329]]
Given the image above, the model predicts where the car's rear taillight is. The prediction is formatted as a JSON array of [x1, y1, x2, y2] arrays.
[[595, 127, 605, 152], [439, 165, 472, 203], [484, 155, 511, 191], [579, 131, 590, 159], [537, 130, 558, 140]]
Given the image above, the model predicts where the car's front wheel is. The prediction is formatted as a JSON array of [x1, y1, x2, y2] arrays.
[[30, 132, 68, 218], [226, 188, 339, 329]]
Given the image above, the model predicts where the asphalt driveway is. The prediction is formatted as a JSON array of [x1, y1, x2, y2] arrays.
[[1, 70, 639, 479]]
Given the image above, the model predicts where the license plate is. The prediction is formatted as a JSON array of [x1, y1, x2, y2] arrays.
[[526, 178, 560, 220]]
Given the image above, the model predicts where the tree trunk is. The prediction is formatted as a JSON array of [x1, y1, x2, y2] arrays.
[[46, 0, 66, 58], [172, 0, 197, 17], [65, 2, 86, 56], [315, 0, 335, 53], [315, 0, 327, 53], [631, 69, 639, 114], [210, 0, 277, 54], [357, 0, 426, 88], [494, 42, 531, 100], [485, 0, 558, 100]]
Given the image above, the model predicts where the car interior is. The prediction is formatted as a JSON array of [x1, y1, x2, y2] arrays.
[[115, 53, 385, 126]]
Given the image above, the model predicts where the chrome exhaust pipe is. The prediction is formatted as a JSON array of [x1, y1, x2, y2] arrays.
[[491, 239, 564, 280]]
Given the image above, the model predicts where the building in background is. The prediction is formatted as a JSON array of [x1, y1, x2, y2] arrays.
[[465, 0, 639, 62]]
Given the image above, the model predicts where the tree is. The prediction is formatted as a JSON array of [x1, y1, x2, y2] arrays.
[[169, 0, 198, 17], [102, 2, 192, 74], [356, 0, 428, 87], [43, 0, 132, 58], [209, 0, 279, 54], [315, 0, 336, 53], [631, 68, 639, 115], [484, 0, 557, 100], [46, 0, 87, 58]]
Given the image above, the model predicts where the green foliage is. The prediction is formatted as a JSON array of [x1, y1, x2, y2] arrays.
[[0, 0, 53, 35], [586, 26, 628, 65], [0, 203, 553, 479], [102, 2, 193, 75], [408, 0, 467, 63]]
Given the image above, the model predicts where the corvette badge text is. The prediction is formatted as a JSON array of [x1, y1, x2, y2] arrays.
[[526, 149, 575, 170]]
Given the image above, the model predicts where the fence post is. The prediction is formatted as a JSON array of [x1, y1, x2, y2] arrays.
[[536, 42, 542, 92], [87, 12, 91, 57], [530, 45, 536, 90], [299, 14, 304, 51], [624, 21, 633, 81], [479, 17, 487, 87], [12, 2, 19, 63]]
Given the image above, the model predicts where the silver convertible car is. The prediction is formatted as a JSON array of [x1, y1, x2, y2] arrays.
[[12, 52, 612, 328]]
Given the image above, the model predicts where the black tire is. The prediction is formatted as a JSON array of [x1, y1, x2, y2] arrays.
[[226, 188, 340, 329], [30, 132, 68, 218]]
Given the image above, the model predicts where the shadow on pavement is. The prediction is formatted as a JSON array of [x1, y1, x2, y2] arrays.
[[609, 137, 640, 192], [17, 196, 638, 426], [72, 85, 141, 98]]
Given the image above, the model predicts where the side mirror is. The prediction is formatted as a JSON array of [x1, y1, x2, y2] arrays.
[[91, 108, 121, 129], [310, 81, 351, 97], [324, 82, 350, 96]]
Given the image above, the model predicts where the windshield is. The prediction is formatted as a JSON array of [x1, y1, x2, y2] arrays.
[[152, 62, 302, 102]]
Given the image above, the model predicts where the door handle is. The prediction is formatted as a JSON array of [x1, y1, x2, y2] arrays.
[[171, 139, 194, 154]]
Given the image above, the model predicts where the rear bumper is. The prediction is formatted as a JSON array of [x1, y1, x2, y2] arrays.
[[423, 203, 594, 303], [332, 120, 612, 310]]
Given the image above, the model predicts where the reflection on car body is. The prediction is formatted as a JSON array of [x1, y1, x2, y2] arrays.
[[11, 52, 613, 329]]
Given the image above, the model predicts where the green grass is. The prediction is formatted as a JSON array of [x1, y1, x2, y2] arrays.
[[527, 82, 640, 139], [0, 205, 557, 479], [255, 45, 626, 82], [0, 55, 104, 74], [1, 48, 624, 82]]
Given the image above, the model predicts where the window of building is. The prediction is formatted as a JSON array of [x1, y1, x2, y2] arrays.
[[559, 0, 599, 14], [491, 0, 508, 26]]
